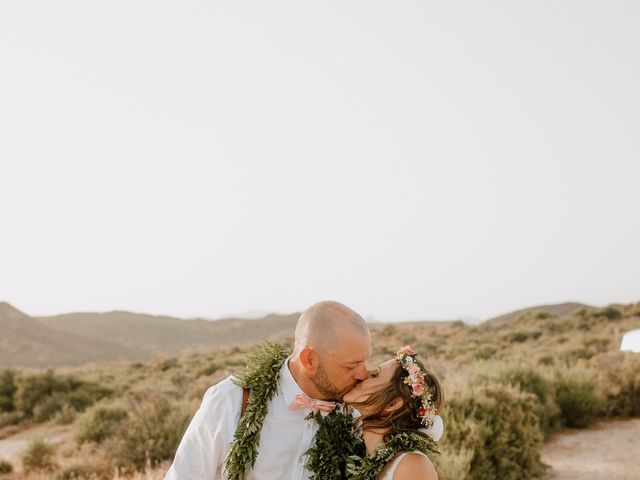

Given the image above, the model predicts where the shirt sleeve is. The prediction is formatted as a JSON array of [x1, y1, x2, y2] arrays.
[[164, 377, 243, 480]]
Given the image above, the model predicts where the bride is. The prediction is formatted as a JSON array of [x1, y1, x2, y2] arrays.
[[342, 345, 444, 480]]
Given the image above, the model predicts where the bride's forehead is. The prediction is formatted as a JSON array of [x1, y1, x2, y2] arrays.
[[381, 359, 398, 370]]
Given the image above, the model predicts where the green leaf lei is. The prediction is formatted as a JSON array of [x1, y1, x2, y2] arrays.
[[306, 412, 439, 480], [224, 341, 291, 480], [305, 409, 365, 479], [346, 431, 439, 480]]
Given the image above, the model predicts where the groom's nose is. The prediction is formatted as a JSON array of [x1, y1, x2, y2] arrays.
[[353, 364, 368, 381]]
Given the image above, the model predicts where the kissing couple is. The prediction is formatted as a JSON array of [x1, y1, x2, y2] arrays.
[[165, 300, 444, 480]]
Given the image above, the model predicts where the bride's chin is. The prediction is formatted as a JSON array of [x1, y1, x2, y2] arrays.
[[343, 392, 365, 405], [343, 391, 357, 404]]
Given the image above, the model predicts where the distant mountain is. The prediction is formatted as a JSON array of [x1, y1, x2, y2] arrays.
[[2, 299, 610, 368], [483, 302, 589, 326], [37, 310, 300, 353], [0, 302, 146, 367], [0, 301, 300, 368]]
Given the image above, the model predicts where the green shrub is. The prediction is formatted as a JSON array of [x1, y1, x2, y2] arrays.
[[476, 363, 561, 437], [597, 353, 640, 417], [444, 384, 546, 480], [0, 410, 23, 428], [510, 331, 530, 343], [157, 357, 179, 371], [537, 354, 555, 366], [399, 334, 417, 345], [76, 405, 128, 445], [15, 370, 60, 416], [474, 345, 497, 360], [198, 361, 221, 377], [500, 365, 560, 435], [15, 370, 111, 421], [0, 370, 17, 412], [105, 393, 190, 472], [33, 393, 66, 422], [562, 347, 593, 361], [594, 307, 622, 320], [0, 459, 13, 473], [22, 438, 56, 472], [554, 370, 604, 428]]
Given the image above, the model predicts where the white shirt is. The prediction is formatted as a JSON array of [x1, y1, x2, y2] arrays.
[[165, 358, 319, 480]]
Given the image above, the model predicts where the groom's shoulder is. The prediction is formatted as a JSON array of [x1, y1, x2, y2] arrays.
[[200, 375, 244, 409]]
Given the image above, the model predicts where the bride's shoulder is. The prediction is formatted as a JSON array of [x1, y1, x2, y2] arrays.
[[393, 452, 437, 480]]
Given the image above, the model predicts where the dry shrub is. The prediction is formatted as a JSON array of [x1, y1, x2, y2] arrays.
[[553, 368, 605, 428], [105, 392, 190, 473], [54, 457, 111, 480], [488, 363, 561, 436], [22, 438, 57, 472], [76, 405, 128, 445], [0, 410, 23, 428], [444, 384, 546, 480], [15, 370, 111, 422], [433, 444, 473, 480], [0, 370, 17, 412], [0, 459, 13, 474], [55, 404, 78, 425], [595, 352, 640, 417]]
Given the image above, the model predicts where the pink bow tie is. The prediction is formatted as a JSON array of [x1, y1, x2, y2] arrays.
[[289, 393, 337, 416]]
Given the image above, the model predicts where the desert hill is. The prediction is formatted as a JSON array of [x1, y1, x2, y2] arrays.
[[483, 302, 589, 327], [0, 302, 146, 367], [0, 302, 299, 367], [36, 310, 300, 353]]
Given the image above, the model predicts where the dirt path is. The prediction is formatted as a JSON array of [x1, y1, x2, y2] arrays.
[[0, 423, 73, 468], [541, 418, 640, 480]]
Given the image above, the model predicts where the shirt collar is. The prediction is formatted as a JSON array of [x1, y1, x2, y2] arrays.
[[280, 356, 304, 407]]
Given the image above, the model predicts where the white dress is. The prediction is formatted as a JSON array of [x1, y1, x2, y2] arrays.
[[380, 451, 430, 480]]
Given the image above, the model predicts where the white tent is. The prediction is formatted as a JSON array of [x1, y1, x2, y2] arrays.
[[620, 329, 640, 353]]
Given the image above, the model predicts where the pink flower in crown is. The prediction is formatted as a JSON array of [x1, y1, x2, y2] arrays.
[[413, 383, 426, 396], [398, 345, 416, 356], [407, 363, 421, 375]]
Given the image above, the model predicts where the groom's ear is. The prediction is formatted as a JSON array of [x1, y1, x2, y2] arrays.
[[298, 347, 319, 373]]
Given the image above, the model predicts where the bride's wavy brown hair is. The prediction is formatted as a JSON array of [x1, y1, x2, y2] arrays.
[[352, 356, 444, 440]]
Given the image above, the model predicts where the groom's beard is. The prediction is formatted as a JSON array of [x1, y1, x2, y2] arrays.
[[311, 363, 357, 401]]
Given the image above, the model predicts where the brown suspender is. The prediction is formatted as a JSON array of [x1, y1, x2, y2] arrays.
[[241, 388, 250, 417]]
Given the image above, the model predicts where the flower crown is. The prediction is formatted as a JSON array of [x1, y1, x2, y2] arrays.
[[395, 345, 437, 428]]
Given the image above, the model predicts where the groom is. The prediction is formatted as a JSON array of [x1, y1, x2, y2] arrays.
[[165, 300, 372, 480]]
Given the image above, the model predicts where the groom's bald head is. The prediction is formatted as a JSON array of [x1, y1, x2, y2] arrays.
[[293, 300, 369, 355], [290, 300, 371, 400]]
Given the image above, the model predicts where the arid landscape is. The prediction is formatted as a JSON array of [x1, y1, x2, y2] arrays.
[[1, 300, 639, 479]]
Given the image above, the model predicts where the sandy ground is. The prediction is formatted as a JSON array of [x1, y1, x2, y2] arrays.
[[541, 418, 640, 480]]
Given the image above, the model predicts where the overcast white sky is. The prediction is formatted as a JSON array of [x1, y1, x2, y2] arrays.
[[1, 1, 639, 323]]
